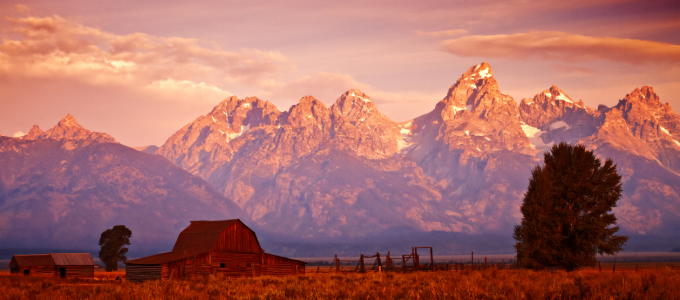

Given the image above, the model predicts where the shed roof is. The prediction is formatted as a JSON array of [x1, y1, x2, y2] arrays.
[[51, 253, 95, 266], [11, 254, 54, 267], [10, 253, 95, 267], [126, 252, 188, 265], [172, 219, 257, 255]]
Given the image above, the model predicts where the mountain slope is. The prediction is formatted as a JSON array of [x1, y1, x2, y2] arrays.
[[0, 116, 246, 250]]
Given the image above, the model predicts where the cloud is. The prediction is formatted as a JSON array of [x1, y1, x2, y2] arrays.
[[13, 131, 25, 137], [263, 72, 371, 103], [415, 29, 467, 38], [0, 14, 293, 102], [441, 31, 680, 64], [14, 4, 29, 13]]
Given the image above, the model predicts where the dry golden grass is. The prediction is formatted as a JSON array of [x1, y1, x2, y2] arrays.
[[94, 269, 126, 280], [0, 267, 679, 299]]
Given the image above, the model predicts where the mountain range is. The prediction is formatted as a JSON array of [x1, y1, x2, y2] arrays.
[[2, 63, 679, 253]]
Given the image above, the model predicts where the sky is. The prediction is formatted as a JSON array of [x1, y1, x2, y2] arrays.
[[1, 0, 679, 146]]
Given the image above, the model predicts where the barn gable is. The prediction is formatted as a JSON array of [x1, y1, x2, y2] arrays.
[[172, 219, 262, 254]]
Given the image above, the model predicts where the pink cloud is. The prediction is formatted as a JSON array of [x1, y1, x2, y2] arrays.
[[415, 29, 467, 38], [0, 14, 293, 98], [441, 31, 680, 64]]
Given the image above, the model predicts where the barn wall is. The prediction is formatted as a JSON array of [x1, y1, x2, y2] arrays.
[[213, 222, 262, 253], [63, 266, 94, 279], [20, 266, 56, 277], [127, 265, 162, 283]]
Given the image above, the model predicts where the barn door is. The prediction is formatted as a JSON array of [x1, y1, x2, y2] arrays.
[[59, 267, 66, 278]]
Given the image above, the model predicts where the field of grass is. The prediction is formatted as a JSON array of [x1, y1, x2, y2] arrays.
[[1, 267, 679, 299]]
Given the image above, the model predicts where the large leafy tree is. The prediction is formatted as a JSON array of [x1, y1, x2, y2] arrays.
[[513, 143, 628, 271], [98, 225, 132, 272]]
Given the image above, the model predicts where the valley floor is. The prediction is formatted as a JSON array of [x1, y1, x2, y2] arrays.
[[1, 266, 679, 299]]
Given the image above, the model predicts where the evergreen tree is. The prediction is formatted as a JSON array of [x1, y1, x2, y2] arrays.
[[513, 143, 627, 271], [98, 225, 132, 272]]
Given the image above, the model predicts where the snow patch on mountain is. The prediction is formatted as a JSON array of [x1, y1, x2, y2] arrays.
[[660, 126, 670, 135], [350, 91, 372, 103], [397, 122, 414, 152], [521, 124, 552, 149], [549, 121, 571, 130], [554, 93, 573, 104], [478, 67, 491, 78], [227, 124, 250, 141]]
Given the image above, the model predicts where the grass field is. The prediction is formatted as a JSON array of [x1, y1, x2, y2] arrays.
[[0, 266, 679, 299]]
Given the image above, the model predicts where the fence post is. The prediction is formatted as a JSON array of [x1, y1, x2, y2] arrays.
[[612, 255, 617, 273], [360, 254, 365, 273], [430, 247, 434, 271], [471, 251, 474, 271], [599, 261, 601, 272], [335, 255, 340, 273]]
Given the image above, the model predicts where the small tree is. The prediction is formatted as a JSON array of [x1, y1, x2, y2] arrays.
[[98, 225, 132, 271], [513, 142, 627, 271]]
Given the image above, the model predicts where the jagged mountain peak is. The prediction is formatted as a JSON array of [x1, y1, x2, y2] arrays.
[[621, 86, 665, 109], [297, 95, 325, 106], [438, 62, 516, 122], [521, 85, 583, 108], [445, 62, 496, 100], [616, 86, 676, 120], [58, 114, 81, 128], [25, 125, 43, 139], [24, 114, 117, 143], [205, 95, 280, 133], [332, 89, 376, 115], [329, 89, 383, 124], [282, 95, 330, 127], [466, 62, 493, 79], [209, 96, 273, 116]]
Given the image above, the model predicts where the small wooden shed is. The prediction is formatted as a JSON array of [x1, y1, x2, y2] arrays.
[[126, 219, 306, 282], [9, 253, 95, 279]]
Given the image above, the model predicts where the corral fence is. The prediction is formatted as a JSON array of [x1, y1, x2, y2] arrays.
[[307, 248, 520, 274]]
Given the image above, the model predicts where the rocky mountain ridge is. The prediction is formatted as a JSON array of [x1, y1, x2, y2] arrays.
[[155, 62, 680, 239], [3, 62, 678, 250], [22, 114, 117, 143]]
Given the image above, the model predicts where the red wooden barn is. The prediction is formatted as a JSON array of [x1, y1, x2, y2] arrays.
[[9, 253, 95, 279], [126, 219, 306, 282]]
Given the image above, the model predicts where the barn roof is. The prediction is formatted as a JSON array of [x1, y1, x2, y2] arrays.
[[10, 253, 95, 267], [126, 252, 187, 265], [172, 219, 261, 255], [50, 253, 95, 266], [11, 254, 54, 267]]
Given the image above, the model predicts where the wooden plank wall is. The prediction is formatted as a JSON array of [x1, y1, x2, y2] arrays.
[[19, 266, 56, 277], [127, 265, 163, 283], [213, 222, 262, 253], [209, 252, 261, 277], [63, 266, 94, 279]]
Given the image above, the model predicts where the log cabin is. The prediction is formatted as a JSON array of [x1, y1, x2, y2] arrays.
[[126, 219, 306, 282], [9, 253, 95, 279]]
